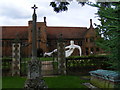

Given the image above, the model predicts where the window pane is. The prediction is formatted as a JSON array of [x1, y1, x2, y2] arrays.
[[86, 47, 89, 55], [96, 48, 100, 52], [78, 41, 82, 46], [90, 37, 94, 42], [91, 48, 94, 52], [86, 38, 88, 42]]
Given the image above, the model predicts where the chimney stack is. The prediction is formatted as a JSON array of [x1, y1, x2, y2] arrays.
[[44, 17, 46, 23], [90, 19, 93, 28]]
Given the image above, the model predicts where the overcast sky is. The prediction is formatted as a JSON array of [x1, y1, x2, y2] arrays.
[[0, 0, 100, 28]]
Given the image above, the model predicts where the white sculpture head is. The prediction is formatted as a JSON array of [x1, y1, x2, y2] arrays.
[[70, 40, 74, 45]]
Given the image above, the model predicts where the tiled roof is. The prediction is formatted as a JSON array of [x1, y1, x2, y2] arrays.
[[2, 26, 28, 40], [46, 26, 88, 39], [1, 26, 88, 40]]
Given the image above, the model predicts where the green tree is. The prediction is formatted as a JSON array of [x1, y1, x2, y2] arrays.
[[94, 2, 120, 72], [50, 1, 120, 72], [50, 0, 88, 13]]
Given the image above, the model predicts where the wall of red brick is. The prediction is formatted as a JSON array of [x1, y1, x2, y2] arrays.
[[28, 21, 48, 56]]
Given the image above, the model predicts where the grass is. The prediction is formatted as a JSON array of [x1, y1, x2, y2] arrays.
[[44, 75, 89, 88], [2, 76, 26, 88], [2, 75, 89, 88], [39, 57, 53, 61], [0, 77, 2, 90], [22, 57, 53, 61]]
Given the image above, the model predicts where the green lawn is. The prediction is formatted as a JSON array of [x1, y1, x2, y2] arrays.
[[44, 76, 89, 88], [22, 57, 53, 61], [2, 76, 26, 88], [2, 76, 89, 88]]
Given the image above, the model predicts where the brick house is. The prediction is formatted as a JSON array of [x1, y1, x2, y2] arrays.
[[1, 17, 104, 57]]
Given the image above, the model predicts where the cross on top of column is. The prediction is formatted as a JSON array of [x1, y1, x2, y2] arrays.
[[31, 4, 38, 12]]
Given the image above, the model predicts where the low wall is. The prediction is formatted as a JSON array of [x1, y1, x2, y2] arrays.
[[2, 59, 12, 76], [66, 56, 111, 75]]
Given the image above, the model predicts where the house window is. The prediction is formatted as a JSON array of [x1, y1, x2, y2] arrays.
[[64, 40, 68, 44], [55, 40, 57, 44], [96, 48, 100, 52], [2, 41, 4, 47], [91, 48, 94, 52], [8, 41, 12, 46], [90, 37, 94, 42], [85, 38, 88, 42], [90, 48, 94, 54], [78, 41, 82, 46], [86, 47, 89, 55], [47, 41, 51, 46], [0, 40, 2, 47], [5, 41, 8, 47]]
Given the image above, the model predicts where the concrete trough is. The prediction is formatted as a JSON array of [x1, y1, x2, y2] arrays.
[[89, 69, 120, 88]]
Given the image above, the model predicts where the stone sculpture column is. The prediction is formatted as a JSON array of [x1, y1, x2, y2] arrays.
[[57, 34, 66, 75], [12, 43, 21, 76], [24, 5, 47, 89]]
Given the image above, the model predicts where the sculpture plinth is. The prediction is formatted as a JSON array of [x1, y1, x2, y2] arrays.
[[24, 5, 47, 89], [27, 60, 41, 79], [25, 77, 47, 89]]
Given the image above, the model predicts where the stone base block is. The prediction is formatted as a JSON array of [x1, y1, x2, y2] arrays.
[[91, 76, 120, 88], [24, 77, 48, 89]]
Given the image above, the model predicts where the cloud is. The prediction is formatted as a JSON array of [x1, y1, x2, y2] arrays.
[[45, 1, 99, 27], [0, 7, 30, 19], [0, 0, 32, 19], [0, 0, 100, 27]]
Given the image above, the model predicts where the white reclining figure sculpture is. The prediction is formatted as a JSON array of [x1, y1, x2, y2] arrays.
[[44, 52, 53, 57], [44, 40, 82, 57], [65, 40, 82, 57], [44, 49, 57, 57]]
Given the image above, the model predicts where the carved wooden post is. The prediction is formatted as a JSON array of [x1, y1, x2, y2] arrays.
[[57, 34, 66, 75]]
